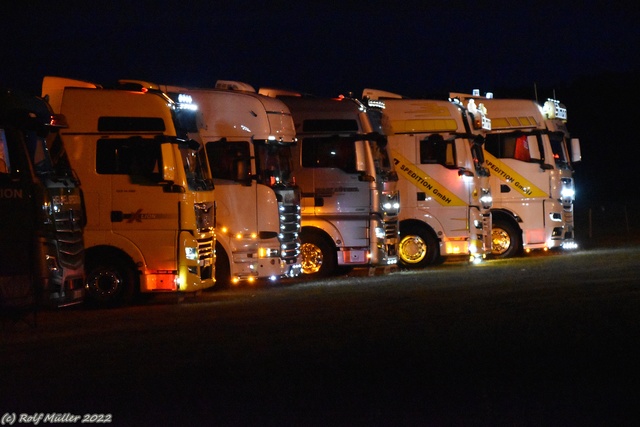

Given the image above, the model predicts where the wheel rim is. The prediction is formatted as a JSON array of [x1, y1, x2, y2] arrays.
[[399, 234, 427, 264], [491, 227, 511, 255], [300, 242, 323, 274], [87, 268, 122, 299]]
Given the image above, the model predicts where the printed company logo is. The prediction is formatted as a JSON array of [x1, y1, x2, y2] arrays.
[[0, 188, 22, 199], [483, 152, 547, 198], [315, 187, 359, 197], [52, 194, 82, 205], [124, 209, 174, 223], [390, 149, 466, 206]]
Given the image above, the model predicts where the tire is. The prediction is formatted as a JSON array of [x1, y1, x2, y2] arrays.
[[398, 223, 439, 268], [491, 218, 522, 258], [213, 243, 231, 289], [85, 254, 136, 306], [299, 230, 337, 276]]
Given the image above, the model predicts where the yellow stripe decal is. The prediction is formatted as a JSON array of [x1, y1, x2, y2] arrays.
[[490, 116, 538, 129], [391, 118, 458, 133], [391, 149, 466, 206], [483, 151, 548, 197]]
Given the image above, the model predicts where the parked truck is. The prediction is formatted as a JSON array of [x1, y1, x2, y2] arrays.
[[42, 77, 216, 305], [261, 91, 399, 276], [1, 88, 85, 310], [363, 89, 493, 267], [450, 91, 570, 257], [158, 81, 301, 286], [542, 98, 581, 250]]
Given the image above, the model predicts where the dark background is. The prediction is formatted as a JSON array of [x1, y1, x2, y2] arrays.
[[3, 0, 640, 203]]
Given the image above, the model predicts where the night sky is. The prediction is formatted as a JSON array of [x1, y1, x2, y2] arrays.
[[3, 0, 640, 201]]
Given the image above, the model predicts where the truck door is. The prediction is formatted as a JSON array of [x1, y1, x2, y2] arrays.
[[0, 127, 34, 278], [416, 134, 469, 237], [301, 135, 370, 248], [96, 137, 180, 274]]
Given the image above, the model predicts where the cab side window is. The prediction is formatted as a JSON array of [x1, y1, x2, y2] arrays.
[[0, 129, 10, 174], [96, 138, 162, 182], [485, 133, 538, 162], [301, 137, 356, 173], [205, 141, 250, 181], [0, 127, 28, 177], [419, 134, 456, 168]]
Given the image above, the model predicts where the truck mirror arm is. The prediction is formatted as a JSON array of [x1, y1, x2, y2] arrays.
[[458, 168, 475, 178], [162, 183, 185, 193]]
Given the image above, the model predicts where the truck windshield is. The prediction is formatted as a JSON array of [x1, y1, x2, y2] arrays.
[[470, 137, 490, 177], [44, 131, 77, 180], [24, 129, 54, 175], [179, 144, 214, 191], [254, 141, 295, 187], [548, 131, 571, 170], [365, 109, 397, 182], [370, 138, 397, 182]]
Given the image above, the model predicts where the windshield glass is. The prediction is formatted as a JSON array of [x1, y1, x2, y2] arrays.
[[548, 131, 571, 169], [45, 131, 77, 179], [24, 129, 54, 175], [180, 143, 214, 191], [366, 109, 397, 182], [254, 141, 295, 186], [370, 138, 397, 182], [469, 137, 490, 177]]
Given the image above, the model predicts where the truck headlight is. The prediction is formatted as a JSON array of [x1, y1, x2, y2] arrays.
[[560, 187, 575, 199], [185, 246, 198, 261], [480, 188, 492, 209], [560, 178, 575, 203]]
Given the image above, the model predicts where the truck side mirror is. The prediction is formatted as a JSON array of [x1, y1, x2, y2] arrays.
[[458, 168, 474, 178], [354, 140, 367, 172], [571, 138, 582, 163], [160, 143, 175, 182], [234, 157, 252, 186]]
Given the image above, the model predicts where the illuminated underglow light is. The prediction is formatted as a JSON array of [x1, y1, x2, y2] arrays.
[[471, 254, 483, 264]]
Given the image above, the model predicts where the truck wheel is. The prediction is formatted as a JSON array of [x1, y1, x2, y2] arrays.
[[491, 219, 522, 258], [398, 224, 438, 268], [86, 256, 136, 306], [214, 243, 231, 289], [299, 231, 336, 276]]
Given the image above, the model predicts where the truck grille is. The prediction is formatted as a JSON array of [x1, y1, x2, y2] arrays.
[[54, 208, 84, 269], [278, 204, 300, 263], [194, 202, 215, 231], [384, 218, 399, 240], [197, 234, 214, 280], [563, 209, 574, 225]]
